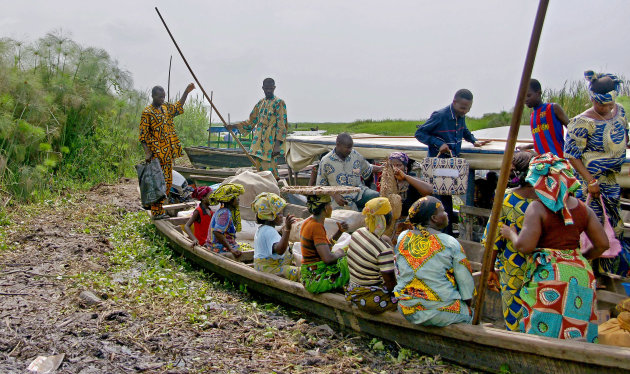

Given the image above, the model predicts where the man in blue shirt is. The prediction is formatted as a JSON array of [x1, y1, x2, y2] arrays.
[[415, 89, 489, 235]]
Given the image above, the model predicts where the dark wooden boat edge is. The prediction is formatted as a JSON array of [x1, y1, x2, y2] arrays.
[[150, 209, 630, 374]]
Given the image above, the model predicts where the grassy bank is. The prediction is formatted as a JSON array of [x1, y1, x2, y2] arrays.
[[293, 95, 630, 137], [292, 115, 504, 136]]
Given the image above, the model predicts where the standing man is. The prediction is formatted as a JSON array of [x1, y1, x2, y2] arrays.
[[316, 133, 382, 211], [415, 89, 489, 235], [520, 79, 570, 156], [228, 78, 288, 178], [139, 83, 195, 219]]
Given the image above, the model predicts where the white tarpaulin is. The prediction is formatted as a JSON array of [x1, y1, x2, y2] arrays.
[[285, 127, 630, 187]]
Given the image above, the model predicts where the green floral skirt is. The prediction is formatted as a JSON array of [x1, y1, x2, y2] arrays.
[[300, 257, 350, 294]]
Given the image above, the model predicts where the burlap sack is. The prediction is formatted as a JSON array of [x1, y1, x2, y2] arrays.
[[223, 170, 280, 221], [380, 160, 402, 238]]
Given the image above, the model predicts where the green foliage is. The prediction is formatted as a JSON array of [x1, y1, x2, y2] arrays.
[[0, 32, 146, 201], [369, 338, 385, 351], [173, 95, 212, 147], [294, 114, 512, 136]]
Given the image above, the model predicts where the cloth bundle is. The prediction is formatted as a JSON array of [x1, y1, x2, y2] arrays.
[[599, 298, 630, 348]]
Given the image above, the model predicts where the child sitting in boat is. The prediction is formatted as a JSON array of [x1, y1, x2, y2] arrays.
[[205, 183, 245, 260], [251, 192, 299, 281], [394, 196, 475, 326], [345, 197, 398, 313], [300, 194, 350, 293], [184, 186, 214, 248]]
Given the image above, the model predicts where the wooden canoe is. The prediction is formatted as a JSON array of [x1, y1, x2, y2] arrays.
[[152, 204, 630, 374], [184, 146, 286, 169]]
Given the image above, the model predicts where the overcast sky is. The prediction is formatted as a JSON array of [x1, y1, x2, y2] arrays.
[[2, 0, 629, 122]]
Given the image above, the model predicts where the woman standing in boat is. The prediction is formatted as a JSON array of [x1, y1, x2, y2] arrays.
[[345, 197, 398, 313], [393, 196, 475, 326], [481, 151, 537, 331], [500, 154, 608, 342], [184, 186, 214, 248], [251, 192, 299, 281], [564, 71, 630, 276], [206, 183, 245, 259], [300, 194, 350, 293]]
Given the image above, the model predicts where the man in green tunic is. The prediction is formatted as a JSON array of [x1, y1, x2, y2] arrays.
[[228, 78, 287, 178]]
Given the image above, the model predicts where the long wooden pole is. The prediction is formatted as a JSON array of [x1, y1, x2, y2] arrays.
[[207, 90, 213, 146], [155, 7, 256, 165], [167, 55, 172, 102], [472, 0, 549, 325]]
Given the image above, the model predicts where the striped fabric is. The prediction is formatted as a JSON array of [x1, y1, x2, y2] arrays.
[[531, 103, 564, 157], [347, 227, 395, 286]]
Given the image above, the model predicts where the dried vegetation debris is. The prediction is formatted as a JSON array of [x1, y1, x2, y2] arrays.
[[0, 179, 472, 373]]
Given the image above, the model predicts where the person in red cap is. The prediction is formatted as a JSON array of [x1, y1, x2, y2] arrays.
[[184, 186, 214, 247]]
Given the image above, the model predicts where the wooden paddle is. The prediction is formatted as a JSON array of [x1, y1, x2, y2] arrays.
[[155, 7, 256, 166], [472, 0, 549, 324]]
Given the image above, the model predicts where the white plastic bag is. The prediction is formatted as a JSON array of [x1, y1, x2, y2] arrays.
[[332, 232, 351, 252]]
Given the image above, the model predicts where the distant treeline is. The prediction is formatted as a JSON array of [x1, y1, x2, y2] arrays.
[[294, 80, 630, 136]]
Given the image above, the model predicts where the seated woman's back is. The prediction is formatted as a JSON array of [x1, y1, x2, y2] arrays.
[[537, 197, 589, 250], [394, 227, 475, 327]]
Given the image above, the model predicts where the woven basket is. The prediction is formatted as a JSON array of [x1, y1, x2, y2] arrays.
[[281, 185, 360, 196]]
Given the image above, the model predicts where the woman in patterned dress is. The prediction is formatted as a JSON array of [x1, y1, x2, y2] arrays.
[[500, 154, 608, 342], [481, 151, 537, 331], [393, 196, 475, 326], [564, 71, 630, 276]]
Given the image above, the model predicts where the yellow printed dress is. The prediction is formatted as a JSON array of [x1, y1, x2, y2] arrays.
[[393, 227, 475, 326], [235, 96, 287, 177], [138, 101, 184, 215], [481, 191, 532, 331]]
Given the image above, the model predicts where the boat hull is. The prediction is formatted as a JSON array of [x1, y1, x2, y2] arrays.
[[153, 216, 630, 374], [184, 146, 286, 169]]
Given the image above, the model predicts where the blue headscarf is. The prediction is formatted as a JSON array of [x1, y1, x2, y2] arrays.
[[389, 152, 409, 165], [584, 70, 621, 104]]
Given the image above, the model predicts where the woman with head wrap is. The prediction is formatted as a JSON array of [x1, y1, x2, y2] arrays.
[[344, 197, 398, 313], [206, 183, 245, 259], [565, 71, 630, 276], [500, 153, 609, 342], [387, 152, 433, 215], [184, 186, 214, 248], [481, 151, 537, 331], [300, 194, 350, 293], [393, 196, 475, 326], [251, 192, 299, 281], [383, 152, 433, 237]]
